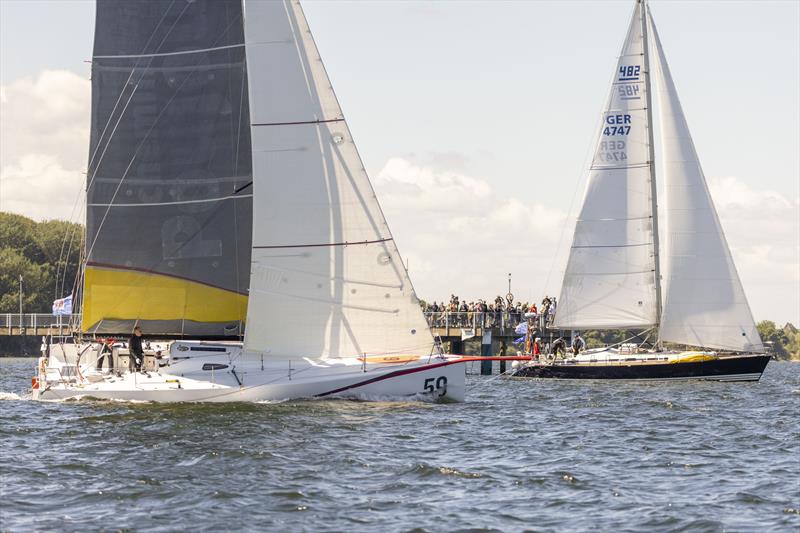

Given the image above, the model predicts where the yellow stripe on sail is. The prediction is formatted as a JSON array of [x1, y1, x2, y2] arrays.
[[81, 266, 247, 331]]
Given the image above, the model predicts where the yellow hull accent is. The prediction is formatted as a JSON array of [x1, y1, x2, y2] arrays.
[[81, 266, 247, 331], [668, 352, 717, 364]]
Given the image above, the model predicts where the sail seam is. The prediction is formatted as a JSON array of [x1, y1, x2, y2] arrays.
[[93, 43, 245, 59], [564, 270, 654, 276], [577, 216, 651, 222], [249, 287, 400, 314], [251, 264, 402, 289], [89, 194, 252, 208], [253, 238, 393, 249], [571, 243, 652, 249], [251, 118, 344, 127], [589, 164, 650, 171]]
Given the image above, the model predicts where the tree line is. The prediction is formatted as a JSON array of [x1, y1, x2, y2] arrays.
[[0, 212, 82, 315], [579, 324, 800, 361]]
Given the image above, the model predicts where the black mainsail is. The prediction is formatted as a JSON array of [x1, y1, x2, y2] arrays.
[[83, 0, 252, 337]]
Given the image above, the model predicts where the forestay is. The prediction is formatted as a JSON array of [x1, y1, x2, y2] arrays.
[[555, 2, 658, 329], [242, 0, 433, 359], [649, 13, 763, 352]]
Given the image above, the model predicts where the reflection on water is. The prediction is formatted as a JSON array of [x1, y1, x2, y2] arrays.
[[1, 357, 798, 531]]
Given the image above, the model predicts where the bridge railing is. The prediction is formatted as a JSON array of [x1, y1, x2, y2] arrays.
[[423, 311, 528, 332], [3, 311, 554, 335], [0, 313, 80, 330]]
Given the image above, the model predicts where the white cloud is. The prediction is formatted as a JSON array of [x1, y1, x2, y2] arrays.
[[375, 161, 800, 323], [375, 157, 569, 305], [0, 154, 84, 221], [708, 175, 800, 323], [711, 175, 794, 211], [0, 69, 89, 221]]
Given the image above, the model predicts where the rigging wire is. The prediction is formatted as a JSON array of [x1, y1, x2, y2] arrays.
[[52, 0, 180, 304]]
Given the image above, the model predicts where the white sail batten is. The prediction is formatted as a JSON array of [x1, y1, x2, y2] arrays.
[[649, 14, 763, 352], [242, 0, 433, 358], [554, 2, 658, 330]]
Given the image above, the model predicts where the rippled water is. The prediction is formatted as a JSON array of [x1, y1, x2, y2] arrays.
[[1, 357, 798, 532]]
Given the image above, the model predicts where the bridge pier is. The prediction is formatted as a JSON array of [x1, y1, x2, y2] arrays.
[[480, 333, 492, 375], [449, 338, 464, 356]]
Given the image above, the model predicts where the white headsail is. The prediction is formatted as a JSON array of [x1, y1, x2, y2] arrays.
[[649, 13, 763, 352], [555, 2, 659, 329], [242, 0, 433, 359]]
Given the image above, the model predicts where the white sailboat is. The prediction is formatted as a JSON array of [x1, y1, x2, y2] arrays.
[[514, 0, 771, 381], [33, 0, 472, 402]]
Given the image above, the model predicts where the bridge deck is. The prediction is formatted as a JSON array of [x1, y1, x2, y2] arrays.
[[1, 312, 556, 340]]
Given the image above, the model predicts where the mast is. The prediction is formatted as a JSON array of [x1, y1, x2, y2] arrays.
[[640, 0, 663, 345]]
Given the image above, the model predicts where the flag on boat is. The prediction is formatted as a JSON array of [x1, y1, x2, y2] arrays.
[[514, 322, 528, 335], [52, 295, 72, 315]]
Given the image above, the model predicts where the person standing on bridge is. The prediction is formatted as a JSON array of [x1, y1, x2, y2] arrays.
[[548, 298, 557, 326]]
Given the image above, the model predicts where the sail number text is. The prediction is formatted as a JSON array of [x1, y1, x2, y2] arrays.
[[423, 376, 448, 397], [618, 84, 640, 99], [603, 114, 631, 136], [597, 140, 627, 162], [619, 65, 641, 80]]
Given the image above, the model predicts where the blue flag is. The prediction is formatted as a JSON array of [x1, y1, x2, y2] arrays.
[[514, 322, 528, 335], [52, 295, 73, 315], [513, 336, 526, 345]]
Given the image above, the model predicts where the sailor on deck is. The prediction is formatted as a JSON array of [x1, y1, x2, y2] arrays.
[[571, 333, 586, 355], [552, 337, 567, 358], [129, 326, 144, 372]]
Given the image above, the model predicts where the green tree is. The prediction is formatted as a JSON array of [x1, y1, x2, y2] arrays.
[[0, 212, 83, 313], [780, 323, 800, 360], [757, 320, 792, 359], [0, 212, 42, 263]]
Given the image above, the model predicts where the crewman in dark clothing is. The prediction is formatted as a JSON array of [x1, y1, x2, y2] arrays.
[[571, 334, 586, 355], [129, 326, 144, 372], [552, 337, 567, 359]]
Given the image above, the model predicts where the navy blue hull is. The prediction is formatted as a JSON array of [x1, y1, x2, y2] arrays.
[[512, 355, 771, 381]]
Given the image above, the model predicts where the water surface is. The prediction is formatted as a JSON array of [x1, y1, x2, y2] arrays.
[[1, 357, 798, 531]]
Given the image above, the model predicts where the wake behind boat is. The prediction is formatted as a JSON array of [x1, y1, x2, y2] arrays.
[[33, 0, 471, 402], [513, 0, 770, 382]]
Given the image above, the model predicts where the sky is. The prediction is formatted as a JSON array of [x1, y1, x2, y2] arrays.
[[0, 0, 798, 325]]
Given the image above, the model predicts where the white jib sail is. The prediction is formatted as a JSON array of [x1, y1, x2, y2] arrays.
[[649, 12, 763, 352], [555, 2, 659, 330], [241, 0, 434, 359]]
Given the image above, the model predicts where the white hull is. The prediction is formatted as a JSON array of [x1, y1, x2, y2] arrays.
[[33, 341, 466, 403]]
